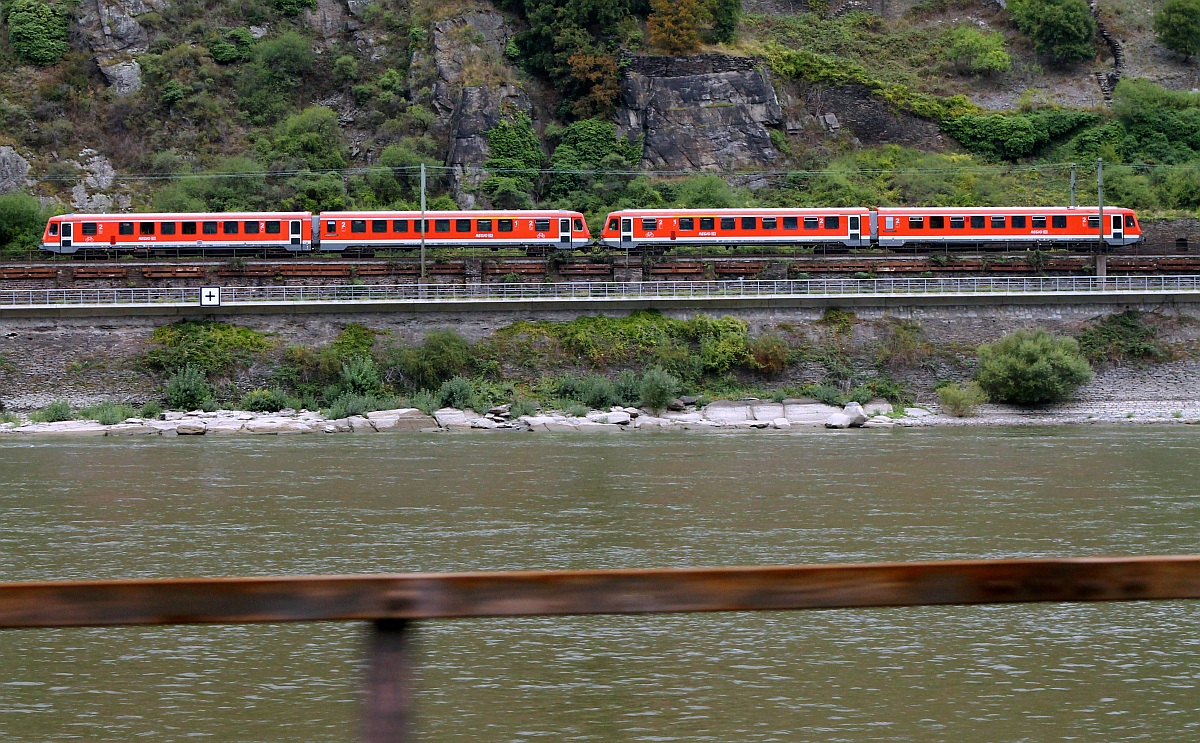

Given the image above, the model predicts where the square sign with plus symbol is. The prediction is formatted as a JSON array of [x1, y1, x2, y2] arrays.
[[200, 287, 221, 307]]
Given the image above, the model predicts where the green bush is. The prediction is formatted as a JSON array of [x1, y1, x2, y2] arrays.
[[324, 394, 399, 419], [615, 370, 642, 407], [335, 356, 384, 397], [975, 330, 1094, 404], [1008, 0, 1096, 65], [944, 26, 1011, 76], [510, 398, 539, 417], [578, 375, 619, 410], [239, 388, 292, 412], [409, 389, 438, 415], [140, 401, 164, 419], [78, 402, 137, 425], [937, 382, 989, 417], [1155, 0, 1200, 57], [6, 0, 68, 65], [0, 192, 57, 258], [436, 376, 474, 410], [145, 321, 273, 377], [163, 365, 215, 410], [385, 329, 475, 391], [748, 334, 791, 378], [639, 367, 681, 415], [1075, 311, 1169, 364], [31, 399, 72, 422]]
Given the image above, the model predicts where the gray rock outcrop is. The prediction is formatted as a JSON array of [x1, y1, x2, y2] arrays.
[[617, 55, 782, 184], [796, 83, 946, 150], [73, 0, 165, 94], [446, 84, 530, 208], [0, 147, 32, 194]]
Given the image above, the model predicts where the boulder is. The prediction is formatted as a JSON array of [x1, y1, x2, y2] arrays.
[[202, 420, 246, 435], [772, 417, 792, 429], [433, 408, 476, 429], [175, 421, 206, 435], [825, 413, 852, 429], [245, 419, 309, 434], [842, 402, 869, 427], [587, 410, 632, 425], [0, 146, 32, 194], [863, 398, 892, 415], [367, 408, 435, 431], [347, 415, 377, 433]]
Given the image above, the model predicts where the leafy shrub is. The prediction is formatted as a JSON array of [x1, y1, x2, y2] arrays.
[[0, 192, 57, 258], [31, 399, 72, 422], [1156, 0, 1200, 57], [239, 388, 292, 412], [937, 382, 989, 417], [942, 110, 1100, 160], [639, 367, 681, 415], [79, 402, 137, 425], [1075, 311, 1168, 364], [324, 394, 398, 419], [145, 321, 272, 377], [6, 0, 68, 65], [1008, 0, 1096, 65], [510, 398, 539, 417], [578, 375, 619, 410], [140, 401, 164, 420], [386, 329, 474, 391], [335, 356, 384, 397], [409, 389, 438, 415], [615, 370, 642, 407], [436, 376, 474, 410], [975, 330, 1094, 404], [945, 26, 1011, 75], [748, 334, 790, 378], [801, 384, 843, 406], [163, 365, 215, 410], [563, 402, 591, 418]]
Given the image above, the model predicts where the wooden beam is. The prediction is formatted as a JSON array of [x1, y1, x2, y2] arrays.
[[2, 556, 1200, 629], [363, 619, 414, 743]]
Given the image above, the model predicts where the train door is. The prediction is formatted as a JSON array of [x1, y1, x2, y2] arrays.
[[848, 215, 860, 244], [621, 218, 633, 249], [559, 218, 571, 248], [289, 220, 302, 249], [1111, 214, 1123, 243], [61, 222, 72, 249]]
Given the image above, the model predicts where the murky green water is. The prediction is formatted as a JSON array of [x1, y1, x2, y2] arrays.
[[2, 428, 1200, 741]]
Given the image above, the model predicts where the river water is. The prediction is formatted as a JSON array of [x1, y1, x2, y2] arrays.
[[2, 427, 1200, 742]]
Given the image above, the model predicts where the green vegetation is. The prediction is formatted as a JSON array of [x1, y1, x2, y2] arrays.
[[144, 321, 274, 377], [639, 367, 681, 414], [1156, 0, 1200, 58], [975, 330, 1094, 405], [0, 193, 57, 258], [6, 0, 69, 65], [238, 388, 294, 412], [944, 26, 1011, 76], [936, 381, 988, 417], [30, 399, 72, 422], [1075, 311, 1169, 364], [162, 365, 216, 410], [1008, 0, 1096, 65]]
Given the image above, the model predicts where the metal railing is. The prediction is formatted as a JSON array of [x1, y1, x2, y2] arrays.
[[3, 556, 1200, 742], [5, 275, 1200, 307]]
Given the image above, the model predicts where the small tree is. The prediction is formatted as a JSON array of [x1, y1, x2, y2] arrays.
[[7, 0, 69, 66], [648, 0, 707, 55], [975, 330, 1094, 405], [945, 26, 1011, 76], [1155, 0, 1200, 58], [709, 0, 741, 44], [639, 367, 681, 415], [1008, 0, 1096, 65]]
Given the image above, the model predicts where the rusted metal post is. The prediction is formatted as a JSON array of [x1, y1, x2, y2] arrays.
[[363, 619, 414, 743]]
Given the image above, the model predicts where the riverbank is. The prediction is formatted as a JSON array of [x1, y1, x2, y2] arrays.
[[4, 390, 1200, 437]]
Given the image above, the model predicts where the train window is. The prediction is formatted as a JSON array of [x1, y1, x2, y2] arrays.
[[435, 219, 450, 232], [950, 217, 965, 229], [970, 216, 985, 229], [372, 220, 388, 233], [222, 221, 238, 234], [1011, 215, 1026, 228], [929, 216, 944, 229], [1126, 215, 1135, 228], [49, 223, 59, 235], [535, 219, 551, 231], [139, 222, 155, 235], [182, 222, 197, 235], [574, 219, 584, 231], [679, 218, 694, 230], [1032, 216, 1047, 228], [499, 220, 513, 232], [641, 218, 658, 230], [908, 217, 924, 229], [783, 216, 798, 230], [203, 222, 219, 234], [701, 217, 716, 230], [826, 216, 839, 229], [720, 217, 735, 230], [393, 220, 408, 232], [608, 219, 619, 231], [991, 216, 1005, 228], [244, 221, 259, 235], [741, 217, 757, 230], [326, 221, 337, 234], [1052, 215, 1067, 228], [119, 222, 134, 235], [265, 221, 280, 234], [82, 222, 98, 235], [804, 217, 819, 230], [762, 217, 777, 230], [477, 219, 492, 231], [161, 222, 176, 235], [455, 219, 471, 233], [351, 220, 367, 233], [1087, 216, 1100, 228]]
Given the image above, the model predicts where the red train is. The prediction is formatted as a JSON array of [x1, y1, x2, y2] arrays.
[[41, 209, 590, 254], [599, 206, 1143, 251], [41, 205, 1141, 255]]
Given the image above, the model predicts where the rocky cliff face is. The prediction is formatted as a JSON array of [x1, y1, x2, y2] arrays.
[[617, 55, 782, 187], [73, 0, 168, 95], [792, 83, 948, 150]]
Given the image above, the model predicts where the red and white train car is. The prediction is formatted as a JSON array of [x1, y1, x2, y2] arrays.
[[874, 206, 1142, 249], [42, 212, 314, 254], [316, 210, 590, 252], [599, 208, 873, 251]]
